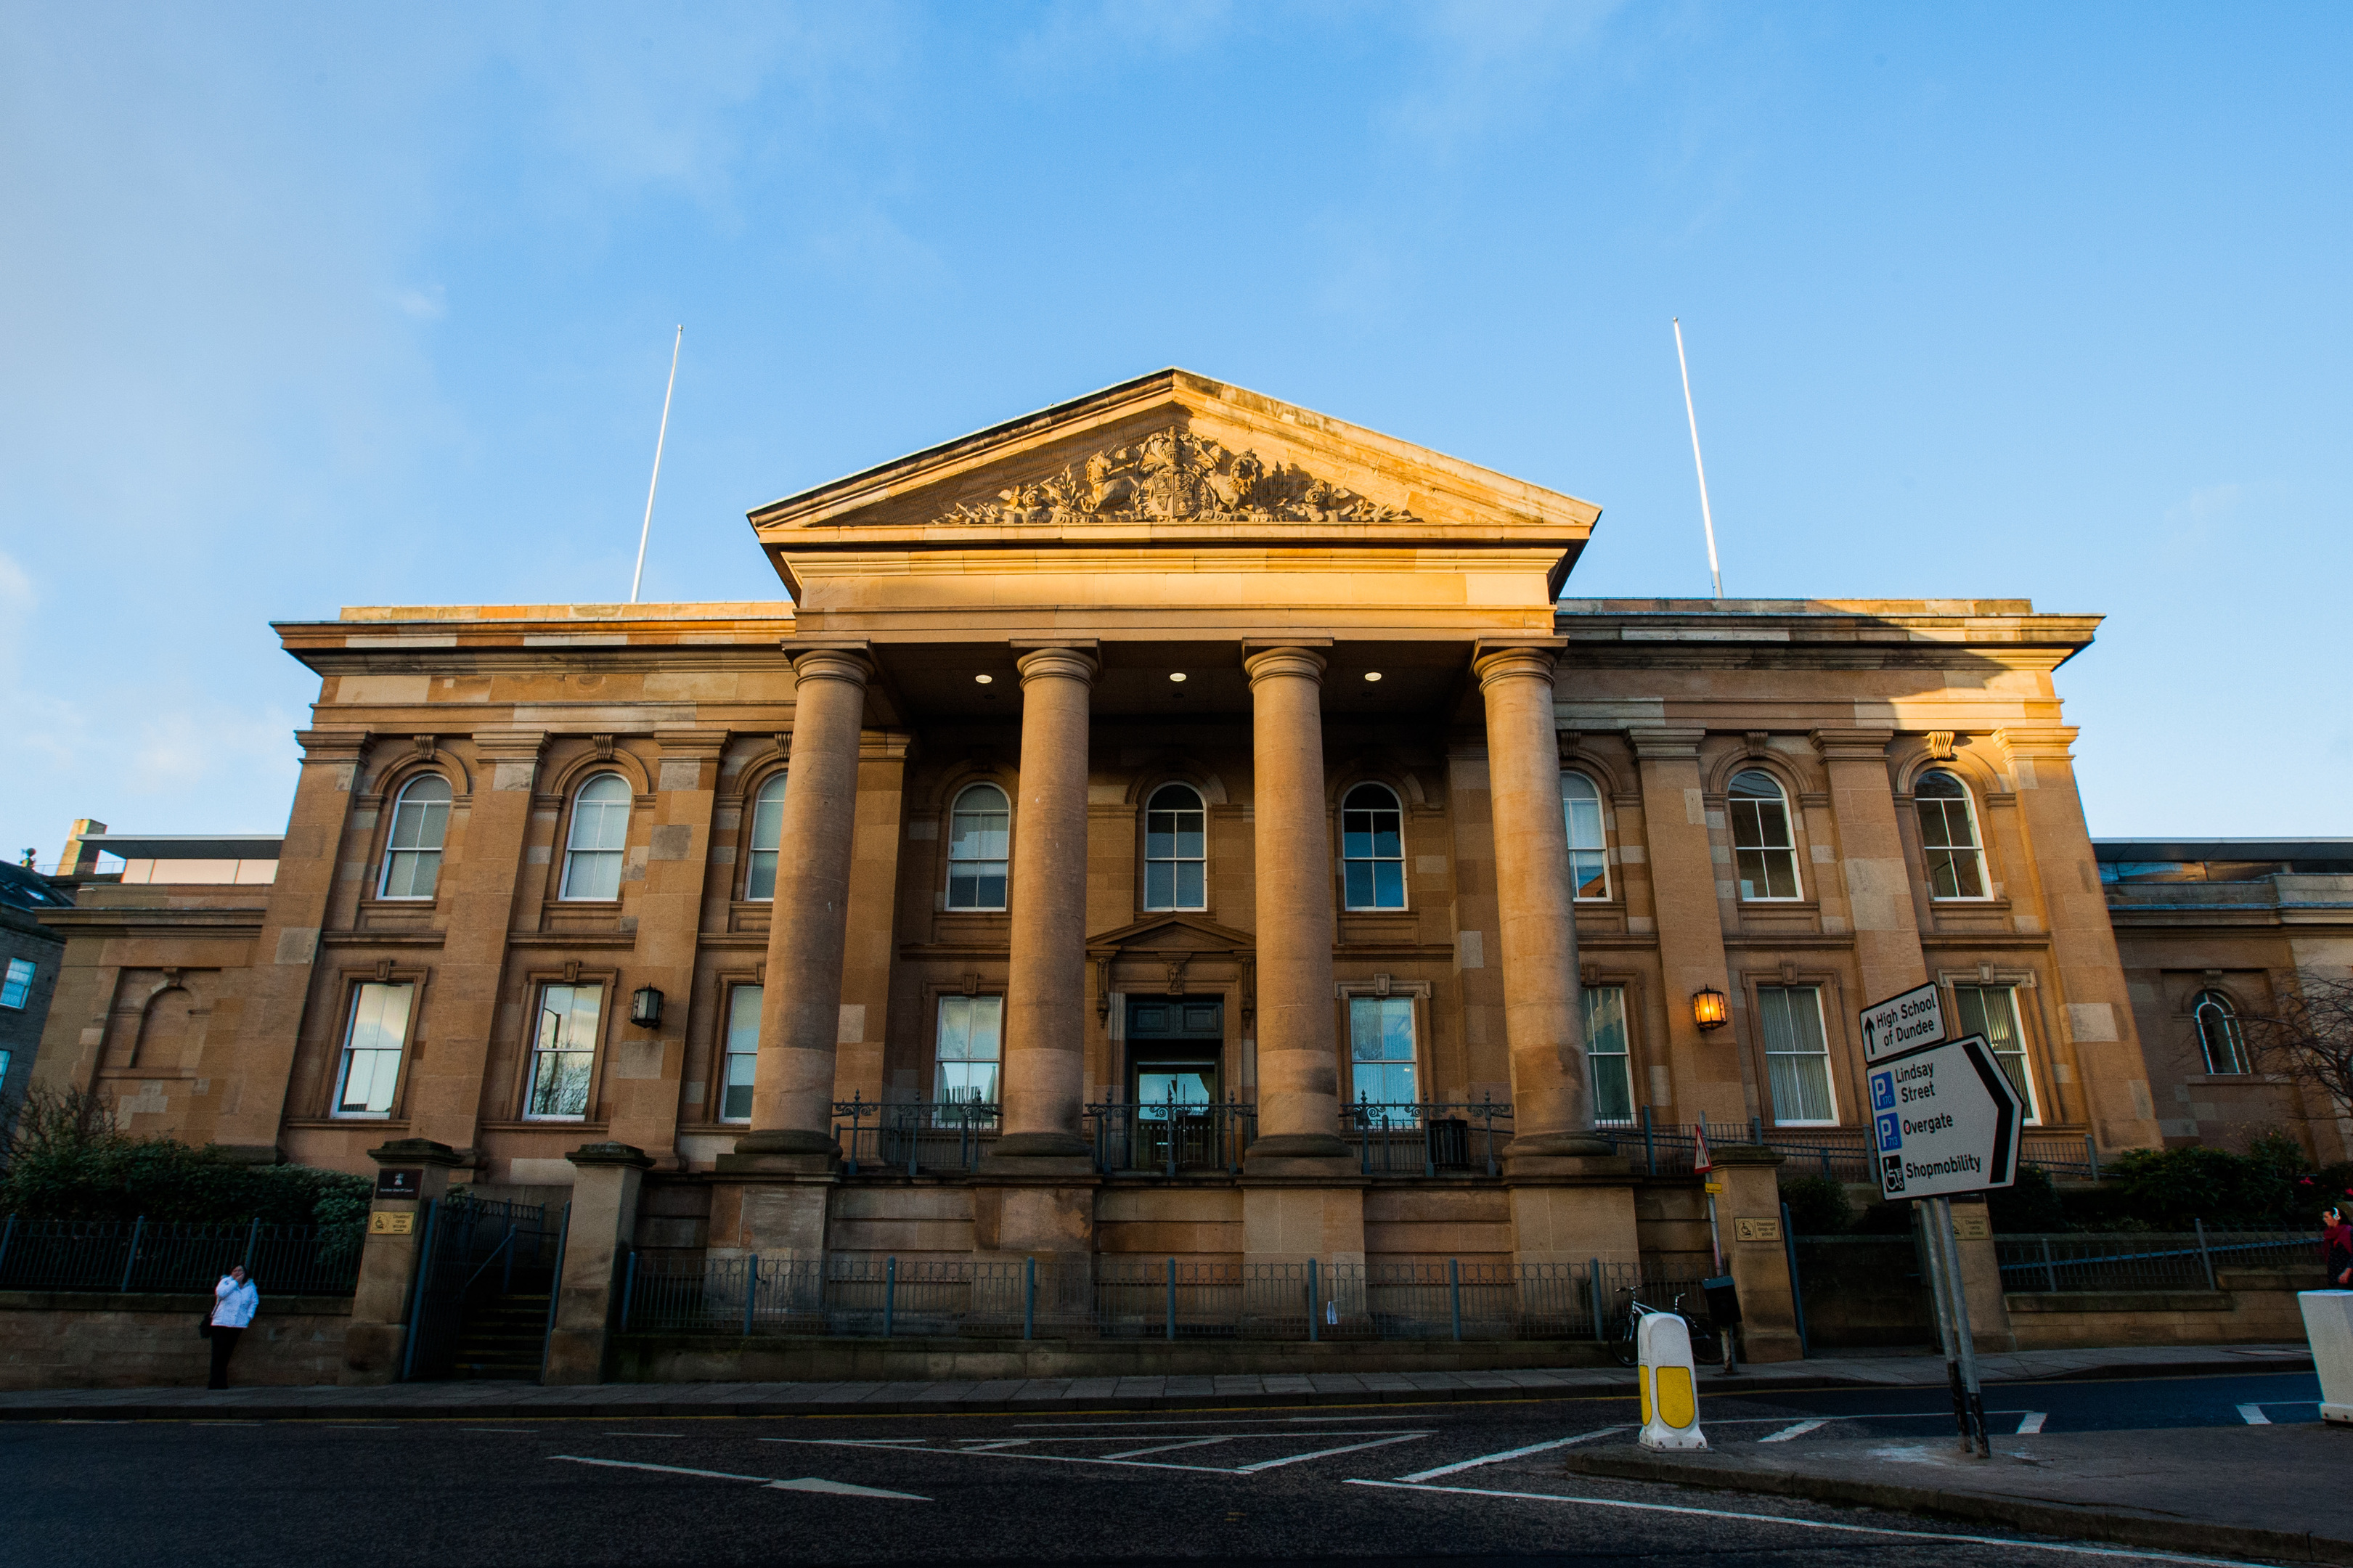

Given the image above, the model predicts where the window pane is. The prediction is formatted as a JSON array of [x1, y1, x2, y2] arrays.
[[1145, 861, 1174, 908], [1344, 861, 1375, 908], [1582, 985, 1632, 1122], [1373, 862, 1404, 907], [1571, 849, 1609, 901], [337, 981, 413, 1116], [562, 849, 624, 901], [1759, 986, 1834, 1123], [936, 995, 1003, 1102], [0, 957, 32, 1010], [528, 984, 600, 1119], [722, 985, 762, 1122], [1952, 984, 2037, 1122], [746, 776, 787, 901], [1176, 861, 1204, 907]]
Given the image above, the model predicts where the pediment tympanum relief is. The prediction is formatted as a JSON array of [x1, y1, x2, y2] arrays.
[[937, 427, 1414, 528]]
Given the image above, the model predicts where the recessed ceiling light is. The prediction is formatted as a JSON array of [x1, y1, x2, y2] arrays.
[[1363, 671, 1384, 682], [1168, 671, 1188, 682], [974, 674, 993, 685]]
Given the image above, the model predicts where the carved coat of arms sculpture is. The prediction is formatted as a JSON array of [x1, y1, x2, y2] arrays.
[[938, 428, 1413, 527]]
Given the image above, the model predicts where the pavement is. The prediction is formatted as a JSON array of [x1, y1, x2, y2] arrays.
[[1564, 1421, 2353, 1565], [0, 1339, 2312, 1421]]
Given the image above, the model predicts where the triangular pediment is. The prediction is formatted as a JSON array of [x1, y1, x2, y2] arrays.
[[1085, 912, 1256, 957], [746, 370, 1599, 619]]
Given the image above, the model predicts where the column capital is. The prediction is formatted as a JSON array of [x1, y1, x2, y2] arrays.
[[1810, 727, 1896, 761], [1627, 726, 1708, 760], [1015, 646, 1100, 687], [788, 648, 874, 689], [1243, 645, 1327, 687], [1472, 645, 1562, 690]]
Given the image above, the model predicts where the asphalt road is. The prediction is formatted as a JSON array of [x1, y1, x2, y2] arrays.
[[7, 1371, 2321, 1568]]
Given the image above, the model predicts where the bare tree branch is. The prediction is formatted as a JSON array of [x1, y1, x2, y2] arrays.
[[2246, 973, 2353, 1124]]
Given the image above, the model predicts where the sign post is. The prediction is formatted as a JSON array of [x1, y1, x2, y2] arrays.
[[1859, 989, 2025, 1459]]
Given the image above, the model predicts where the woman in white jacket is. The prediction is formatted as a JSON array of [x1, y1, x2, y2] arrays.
[[208, 1265, 258, 1389]]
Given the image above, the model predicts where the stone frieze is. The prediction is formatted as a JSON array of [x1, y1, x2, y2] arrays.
[[936, 427, 1414, 526]]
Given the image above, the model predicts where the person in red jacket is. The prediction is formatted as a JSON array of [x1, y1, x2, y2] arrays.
[[2320, 1206, 2353, 1289]]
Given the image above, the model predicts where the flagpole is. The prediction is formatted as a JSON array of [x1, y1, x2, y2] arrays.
[[1672, 317, 1724, 600], [629, 324, 684, 605]]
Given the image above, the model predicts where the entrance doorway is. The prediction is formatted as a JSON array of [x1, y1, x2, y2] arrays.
[[1117, 995, 1236, 1173]]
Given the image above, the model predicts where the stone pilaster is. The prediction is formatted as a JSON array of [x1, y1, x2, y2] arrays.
[[1994, 727, 2161, 1151], [1628, 728, 1745, 1124], [1709, 1145, 1803, 1363], [605, 726, 727, 1162], [1475, 644, 1607, 1161], [1811, 729, 1931, 1008], [407, 728, 546, 1162], [209, 727, 372, 1158], [735, 648, 871, 1172], [992, 645, 1099, 1161], [1242, 644, 1346, 1166]]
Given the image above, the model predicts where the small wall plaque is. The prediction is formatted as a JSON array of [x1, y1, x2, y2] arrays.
[[1952, 1212, 1991, 1240], [367, 1211, 415, 1236], [1733, 1216, 1784, 1243], [375, 1168, 423, 1199]]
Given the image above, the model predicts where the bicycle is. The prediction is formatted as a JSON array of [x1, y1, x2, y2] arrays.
[[1609, 1285, 1736, 1373]]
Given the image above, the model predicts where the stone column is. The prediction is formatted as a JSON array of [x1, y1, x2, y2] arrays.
[[1994, 727, 2162, 1152], [994, 646, 1099, 1159], [542, 1141, 654, 1385], [1244, 645, 1347, 1164], [1475, 646, 1608, 1157], [1811, 730, 1931, 1008], [735, 648, 871, 1164], [340, 1138, 468, 1384]]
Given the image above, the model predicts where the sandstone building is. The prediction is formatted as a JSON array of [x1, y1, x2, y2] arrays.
[[36, 369, 2332, 1372]]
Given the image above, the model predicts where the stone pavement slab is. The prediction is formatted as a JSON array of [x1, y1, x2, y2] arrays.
[[1564, 1422, 2353, 1565], [0, 1342, 2308, 1423]]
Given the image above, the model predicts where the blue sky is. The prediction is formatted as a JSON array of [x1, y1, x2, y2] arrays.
[[3, 3, 2346, 854]]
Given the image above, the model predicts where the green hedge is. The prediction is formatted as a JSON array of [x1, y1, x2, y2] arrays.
[[1792, 1131, 2353, 1235], [1, 1087, 368, 1229]]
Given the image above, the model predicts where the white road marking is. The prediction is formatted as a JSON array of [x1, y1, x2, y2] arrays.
[[955, 1440, 1032, 1451], [1758, 1419, 1829, 1444], [2236, 1404, 2271, 1425], [1342, 1479, 2270, 1565], [1013, 1416, 1395, 1429], [761, 1438, 1244, 1474], [1396, 1428, 1626, 1482], [2018, 1413, 2048, 1434], [1103, 1437, 1234, 1459], [767, 1477, 929, 1500], [607, 1432, 685, 1437], [551, 1455, 927, 1501], [1232, 1433, 1429, 1472]]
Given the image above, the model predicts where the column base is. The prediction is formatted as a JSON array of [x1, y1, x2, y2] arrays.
[[1241, 1181, 1366, 1266], [1506, 1177, 1640, 1270], [718, 1128, 836, 1175], [976, 1149, 1098, 1179], [1245, 1132, 1350, 1163]]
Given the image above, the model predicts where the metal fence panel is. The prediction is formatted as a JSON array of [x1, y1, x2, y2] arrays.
[[0, 1214, 364, 1296], [1996, 1229, 2315, 1292]]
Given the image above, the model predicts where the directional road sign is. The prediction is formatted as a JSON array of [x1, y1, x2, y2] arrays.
[[1867, 1034, 2023, 1201], [1858, 981, 1948, 1066]]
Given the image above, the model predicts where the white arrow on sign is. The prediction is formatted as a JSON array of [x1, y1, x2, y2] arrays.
[[1866, 1034, 2024, 1201], [1858, 981, 1947, 1066]]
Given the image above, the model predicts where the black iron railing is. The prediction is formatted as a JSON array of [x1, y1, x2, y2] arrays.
[[1342, 1100, 1514, 1176], [833, 1097, 1001, 1176], [1997, 1226, 2314, 1292], [1605, 1108, 2104, 1182], [1086, 1093, 1255, 1176], [0, 1214, 364, 1296]]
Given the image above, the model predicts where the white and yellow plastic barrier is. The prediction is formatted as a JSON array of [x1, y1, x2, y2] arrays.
[[1636, 1310, 1708, 1450]]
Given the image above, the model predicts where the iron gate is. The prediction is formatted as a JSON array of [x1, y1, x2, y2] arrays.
[[401, 1196, 563, 1381]]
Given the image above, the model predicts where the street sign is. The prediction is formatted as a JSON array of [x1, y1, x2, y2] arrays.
[[1692, 1124, 1713, 1173], [1867, 1034, 2023, 1201], [1858, 981, 1947, 1065], [375, 1167, 423, 1199]]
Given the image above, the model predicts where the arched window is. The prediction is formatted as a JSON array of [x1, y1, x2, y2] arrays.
[[1914, 769, 1989, 899], [2195, 990, 2249, 1075], [1729, 769, 1802, 900], [1341, 783, 1406, 910], [1143, 784, 1207, 910], [745, 773, 788, 901], [379, 775, 452, 899], [1561, 772, 1609, 900], [559, 774, 632, 901], [947, 783, 1011, 910]]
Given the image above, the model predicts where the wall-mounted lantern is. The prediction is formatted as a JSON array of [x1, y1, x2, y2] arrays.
[[630, 984, 664, 1029], [1691, 987, 1729, 1032]]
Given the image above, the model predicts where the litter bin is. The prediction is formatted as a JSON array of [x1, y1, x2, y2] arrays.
[[1701, 1274, 1742, 1328]]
